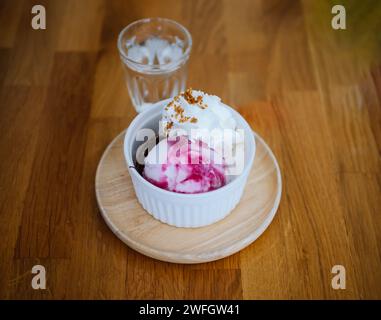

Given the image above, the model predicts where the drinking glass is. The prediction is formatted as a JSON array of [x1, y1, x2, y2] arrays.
[[118, 18, 192, 113]]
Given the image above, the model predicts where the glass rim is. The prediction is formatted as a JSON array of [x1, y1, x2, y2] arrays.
[[117, 17, 192, 73]]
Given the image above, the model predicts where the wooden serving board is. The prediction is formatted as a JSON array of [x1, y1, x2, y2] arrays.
[[95, 131, 282, 263]]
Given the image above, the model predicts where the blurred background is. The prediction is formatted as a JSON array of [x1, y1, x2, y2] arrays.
[[0, 0, 380, 299]]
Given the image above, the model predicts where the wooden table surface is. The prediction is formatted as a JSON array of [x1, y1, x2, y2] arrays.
[[0, 0, 380, 299]]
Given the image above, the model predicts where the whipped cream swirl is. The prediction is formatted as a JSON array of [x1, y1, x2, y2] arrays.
[[161, 89, 237, 137]]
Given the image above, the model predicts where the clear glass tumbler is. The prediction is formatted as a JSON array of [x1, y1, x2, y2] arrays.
[[118, 18, 192, 113]]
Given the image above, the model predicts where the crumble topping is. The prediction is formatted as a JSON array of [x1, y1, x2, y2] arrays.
[[165, 121, 173, 131], [164, 88, 208, 127]]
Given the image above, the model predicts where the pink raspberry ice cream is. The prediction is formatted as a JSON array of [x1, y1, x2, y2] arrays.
[[143, 137, 226, 194]]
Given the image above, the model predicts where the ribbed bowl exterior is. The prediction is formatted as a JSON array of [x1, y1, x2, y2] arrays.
[[129, 168, 249, 227]]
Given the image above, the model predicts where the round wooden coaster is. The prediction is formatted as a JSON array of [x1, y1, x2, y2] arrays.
[[95, 131, 282, 263]]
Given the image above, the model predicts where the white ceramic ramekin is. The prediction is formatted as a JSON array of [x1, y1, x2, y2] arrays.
[[124, 100, 256, 228]]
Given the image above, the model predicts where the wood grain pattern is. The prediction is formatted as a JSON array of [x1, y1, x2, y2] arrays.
[[0, 0, 380, 299], [95, 131, 281, 263]]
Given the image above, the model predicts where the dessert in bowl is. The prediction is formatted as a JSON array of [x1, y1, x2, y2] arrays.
[[124, 89, 256, 227]]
